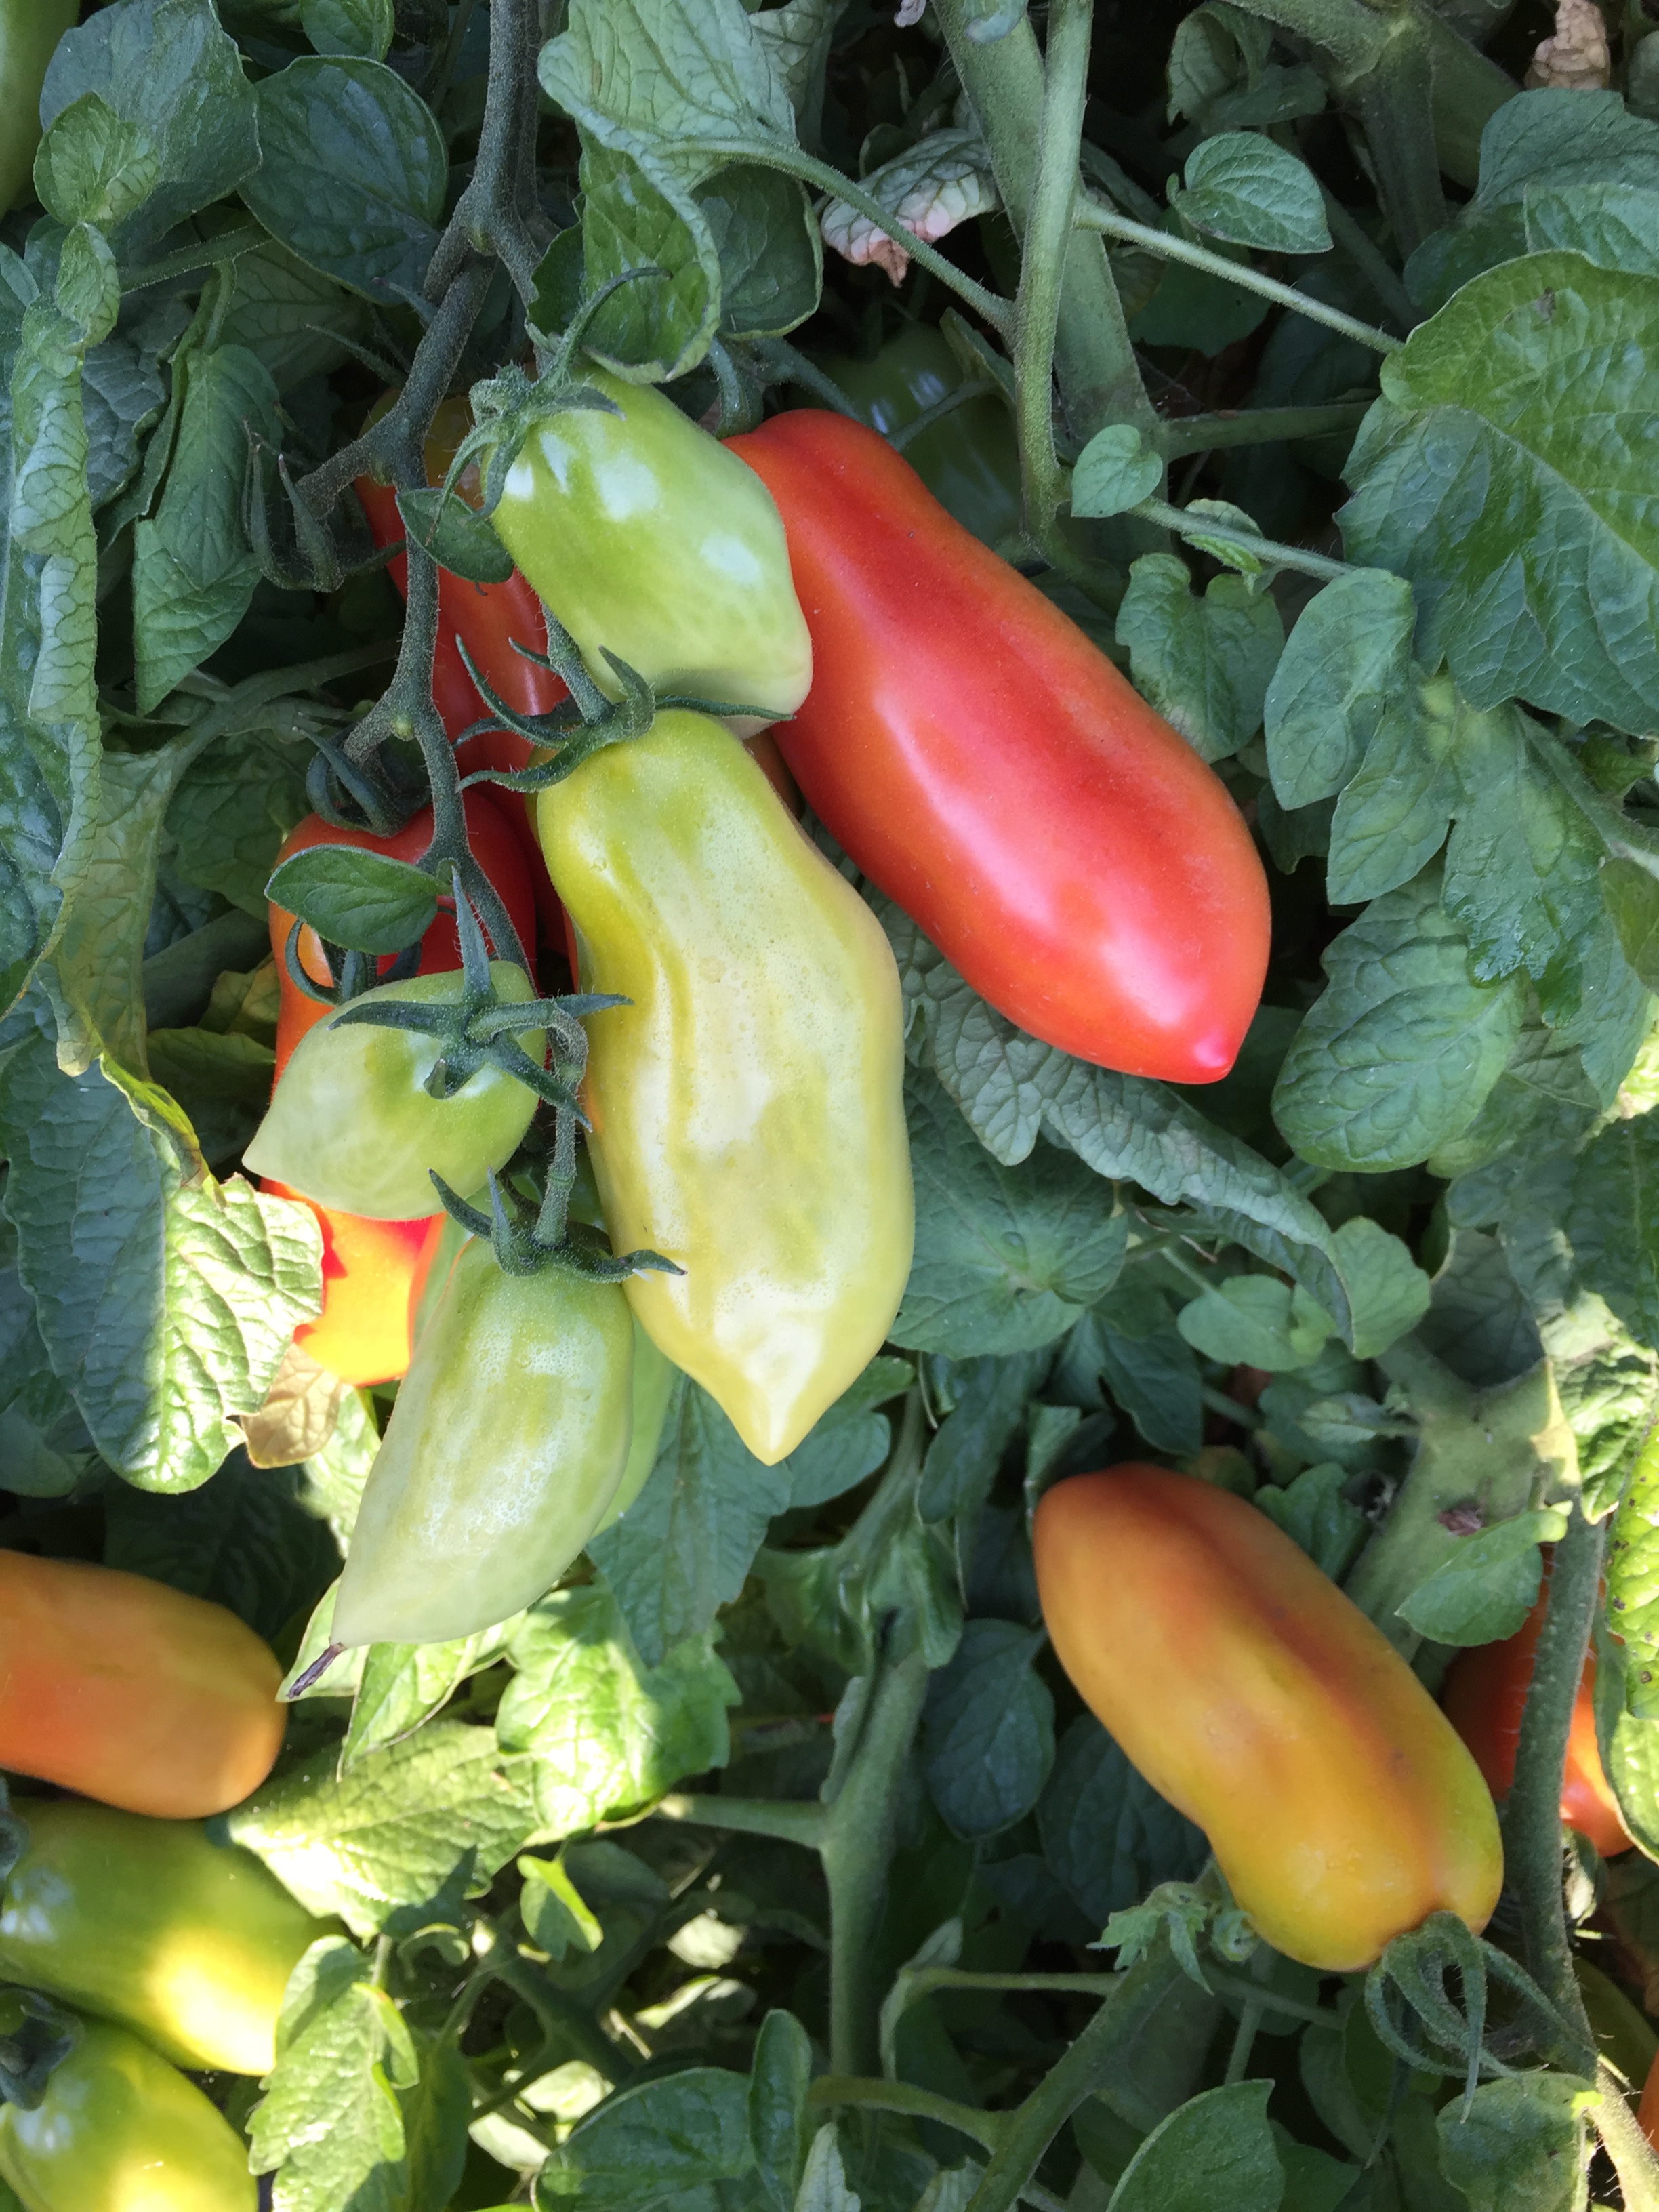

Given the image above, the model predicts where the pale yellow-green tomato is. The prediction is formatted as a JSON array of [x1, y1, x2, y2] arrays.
[[593, 1319, 680, 1534], [537, 710, 913, 1466], [244, 964, 544, 1220], [488, 363, 812, 727], [331, 1239, 634, 1647]]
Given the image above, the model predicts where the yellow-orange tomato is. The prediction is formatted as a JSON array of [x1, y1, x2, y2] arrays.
[[0, 1553, 285, 1818], [1032, 1467, 1504, 1971]]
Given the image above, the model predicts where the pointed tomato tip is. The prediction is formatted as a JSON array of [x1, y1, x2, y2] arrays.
[[1175, 1030, 1242, 1083]]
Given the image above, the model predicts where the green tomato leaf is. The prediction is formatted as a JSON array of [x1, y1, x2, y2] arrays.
[[133, 344, 283, 711], [1395, 1505, 1568, 1645], [1474, 87, 1659, 209], [1253, 1463, 1369, 1581], [301, 0, 393, 60], [579, 140, 720, 385], [1108, 2081, 1283, 2212], [1273, 865, 1528, 1172], [266, 844, 439, 955], [539, 2068, 753, 2207], [893, 1072, 1130, 1357], [102, 1448, 339, 1645], [249, 1937, 419, 2211], [918, 1348, 1054, 1521], [41, 0, 260, 253], [226, 1720, 539, 1936], [1176, 1273, 1334, 1371], [396, 485, 514, 585], [748, 2010, 811, 2212], [1176, 130, 1331, 255], [923, 1619, 1056, 1840], [1324, 677, 1460, 907], [519, 1853, 605, 1961], [496, 1584, 739, 1834], [1601, 857, 1659, 991], [1128, 211, 1269, 354], [1340, 251, 1659, 737], [241, 56, 447, 308], [1115, 554, 1282, 764], [1434, 2072, 1594, 2212], [700, 163, 821, 341], [589, 1372, 891, 1666], [1263, 567, 1416, 811], [1334, 1215, 1432, 1361], [1071, 424, 1161, 518], [541, 0, 798, 152], [214, 236, 374, 394], [35, 94, 162, 235], [1035, 1715, 1206, 1927], [1524, 180, 1659, 279], [0, 1002, 322, 1492]]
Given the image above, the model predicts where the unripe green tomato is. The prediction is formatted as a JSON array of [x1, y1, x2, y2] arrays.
[[245, 964, 544, 1220], [537, 710, 912, 1465], [809, 324, 1021, 549], [0, 1, 79, 212], [331, 1240, 634, 1647], [593, 1319, 678, 1535], [0, 2014, 255, 2212], [0, 1800, 327, 2075], [487, 363, 811, 727]]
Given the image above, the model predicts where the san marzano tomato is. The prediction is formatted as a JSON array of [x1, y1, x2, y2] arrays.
[[729, 411, 1271, 1082]]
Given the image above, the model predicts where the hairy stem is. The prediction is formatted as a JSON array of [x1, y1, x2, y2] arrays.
[[1126, 497, 1356, 583], [964, 1946, 1189, 2212], [1506, 1505, 1600, 2066], [933, 0, 1154, 443], [653, 1794, 829, 1850], [821, 1645, 932, 2077], [1011, 0, 1113, 595], [1075, 202, 1401, 355], [1157, 399, 1373, 459], [1594, 2060, 1659, 2212]]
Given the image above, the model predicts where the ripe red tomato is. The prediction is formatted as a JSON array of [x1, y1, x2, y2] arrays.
[[1441, 1578, 1631, 1859], [727, 411, 1271, 1082], [263, 791, 537, 1385]]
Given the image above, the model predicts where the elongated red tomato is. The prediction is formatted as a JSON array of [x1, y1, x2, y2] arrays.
[[1442, 1577, 1631, 1858], [0, 1553, 285, 1818], [729, 413, 1271, 1082], [1033, 1467, 1503, 1971], [264, 793, 536, 1385]]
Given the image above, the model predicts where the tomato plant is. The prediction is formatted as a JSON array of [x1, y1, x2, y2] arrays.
[[11, 1, 1659, 2205]]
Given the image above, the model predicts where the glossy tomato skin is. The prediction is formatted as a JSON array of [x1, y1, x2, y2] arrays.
[[728, 411, 1271, 1082], [1441, 1581, 1631, 1858], [0, 3, 79, 211], [0, 1553, 285, 1818], [331, 1240, 634, 1647], [0, 1801, 326, 2074], [594, 1321, 678, 1534], [246, 964, 544, 1221], [1032, 1468, 1504, 1971], [490, 365, 811, 726], [0, 2015, 256, 2212], [809, 323, 1021, 548], [536, 710, 912, 1465], [264, 796, 538, 1383]]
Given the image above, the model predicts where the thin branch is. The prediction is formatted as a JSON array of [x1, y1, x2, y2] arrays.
[[1157, 398, 1372, 460], [1126, 495, 1357, 583], [1075, 199, 1402, 356], [682, 138, 1013, 334], [1505, 1504, 1601, 2073]]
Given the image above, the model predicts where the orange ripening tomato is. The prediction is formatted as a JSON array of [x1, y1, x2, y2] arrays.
[[265, 792, 537, 1385], [729, 412, 1271, 1082], [1441, 1578, 1631, 1858], [1033, 1467, 1504, 1971], [0, 1553, 285, 1817]]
